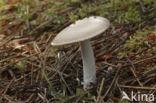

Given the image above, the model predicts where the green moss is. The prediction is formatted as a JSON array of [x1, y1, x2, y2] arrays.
[[125, 35, 146, 52], [15, 1, 33, 22], [16, 59, 27, 70], [143, 65, 153, 71], [69, 12, 79, 22], [46, 2, 69, 24], [118, 51, 127, 59], [68, 0, 155, 25], [118, 25, 156, 59]]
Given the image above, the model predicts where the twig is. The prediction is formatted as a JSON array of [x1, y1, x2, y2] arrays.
[[59, 72, 74, 95], [138, 0, 146, 13], [0, 79, 14, 102], [25, 94, 34, 103], [127, 58, 143, 86], [96, 78, 105, 102], [92, 29, 122, 46], [0, 53, 40, 74], [0, 32, 18, 47], [143, 65, 156, 76], [130, 43, 156, 59], [96, 32, 130, 58], [97, 61, 117, 68], [100, 64, 121, 102], [149, 85, 156, 94], [118, 85, 156, 90], [28, 19, 52, 35], [134, 55, 156, 65], [26, 5, 30, 29]]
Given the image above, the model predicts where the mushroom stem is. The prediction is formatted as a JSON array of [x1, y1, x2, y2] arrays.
[[80, 40, 96, 90]]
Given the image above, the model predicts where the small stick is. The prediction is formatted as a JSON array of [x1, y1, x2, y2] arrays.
[[127, 58, 143, 86], [118, 85, 156, 90], [134, 55, 156, 65], [26, 5, 30, 29], [100, 64, 121, 101], [138, 0, 146, 13], [0, 79, 14, 102], [96, 78, 105, 102]]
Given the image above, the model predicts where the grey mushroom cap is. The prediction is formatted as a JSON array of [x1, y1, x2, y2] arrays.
[[51, 16, 110, 46]]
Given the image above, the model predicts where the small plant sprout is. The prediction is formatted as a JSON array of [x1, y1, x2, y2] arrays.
[[51, 16, 110, 90]]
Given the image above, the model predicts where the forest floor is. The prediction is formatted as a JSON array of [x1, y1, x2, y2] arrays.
[[0, 0, 156, 103]]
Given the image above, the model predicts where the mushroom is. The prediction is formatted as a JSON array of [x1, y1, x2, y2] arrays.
[[51, 16, 110, 90]]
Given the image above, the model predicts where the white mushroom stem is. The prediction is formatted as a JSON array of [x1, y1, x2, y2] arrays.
[[80, 40, 96, 90]]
